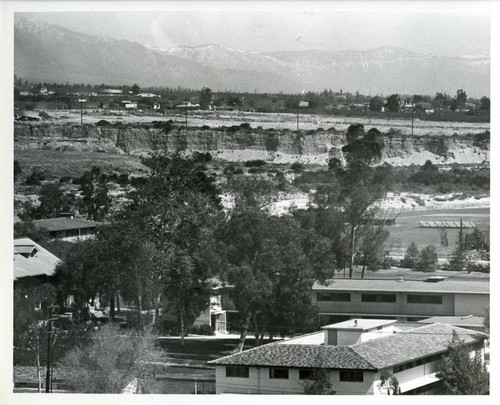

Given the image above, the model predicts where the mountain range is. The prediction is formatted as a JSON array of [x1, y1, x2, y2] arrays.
[[14, 16, 490, 97]]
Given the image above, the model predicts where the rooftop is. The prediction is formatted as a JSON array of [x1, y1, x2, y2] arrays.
[[350, 323, 485, 369], [29, 218, 100, 232], [208, 344, 376, 370], [419, 315, 486, 327], [322, 319, 396, 332], [313, 278, 489, 294], [14, 238, 61, 279], [209, 323, 486, 371]]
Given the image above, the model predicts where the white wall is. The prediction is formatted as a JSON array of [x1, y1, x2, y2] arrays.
[[454, 293, 489, 317], [215, 366, 375, 395]]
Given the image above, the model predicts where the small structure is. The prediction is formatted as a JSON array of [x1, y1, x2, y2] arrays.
[[27, 217, 100, 241]]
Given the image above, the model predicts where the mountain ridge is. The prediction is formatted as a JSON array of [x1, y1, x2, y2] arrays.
[[15, 16, 490, 96]]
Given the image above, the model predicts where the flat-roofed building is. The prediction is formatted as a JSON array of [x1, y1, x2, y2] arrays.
[[313, 277, 489, 324]]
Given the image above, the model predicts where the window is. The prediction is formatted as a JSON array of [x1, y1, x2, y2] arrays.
[[393, 361, 415, 373], [269, 368, 289, 379], [317, 293, 351, 302], [407, 295, 442, 304], [299, 369, 314, 380], [339, 370, 363, 382], [226, 366, 249, 378], [362, 294, 396, 303]]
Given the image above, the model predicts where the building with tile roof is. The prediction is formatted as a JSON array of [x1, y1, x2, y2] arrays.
[[208, 320, 487, 395], [28, 217, 100, 241]]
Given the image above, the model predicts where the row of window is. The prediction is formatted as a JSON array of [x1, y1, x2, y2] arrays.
[[225, 367, 363, 382], [393, 353, 443, 373], [317, 293, 443, 305]]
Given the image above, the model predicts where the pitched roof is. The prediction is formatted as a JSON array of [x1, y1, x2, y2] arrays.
[[350, 323, 486, 369], [208, 343, 376, 370], [29, 218, 100, 232], [313, 278, 489, 294], [209, 323, 486, 371], [14, 238, 61, 279], [419, 315, 486, 327]]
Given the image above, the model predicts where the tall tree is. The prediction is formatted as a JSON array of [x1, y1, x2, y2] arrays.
[[436, 332, 489, 395], [218, 210, 334, 351], [78, 166, 111, 221], [385, 94, 401, 112]]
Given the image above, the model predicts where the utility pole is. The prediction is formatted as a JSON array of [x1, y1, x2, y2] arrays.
[[411, 107, 414, 136], [45, 309, 53, 393], [185, 105, 188, 128], [296, 99, 299, 131]]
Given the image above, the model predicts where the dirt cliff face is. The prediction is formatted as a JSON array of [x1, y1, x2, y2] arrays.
[[14, 123, 489, 166]]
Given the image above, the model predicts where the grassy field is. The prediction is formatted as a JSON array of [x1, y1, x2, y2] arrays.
[[385, 207, 490, 257], [14, 149, 149, 180]]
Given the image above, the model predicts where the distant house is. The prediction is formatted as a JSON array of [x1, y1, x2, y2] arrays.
[[19, 91, 31, 96], [100, 89, 123, 95], [209, 319, 487, 395], [137, 92, 160, 98], [14, 238, 61, 286], [28, 217, 100, 241], [175, 102, 200, 109]]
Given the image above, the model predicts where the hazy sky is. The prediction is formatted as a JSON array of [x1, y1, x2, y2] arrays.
[[22, 9, 490, 57]]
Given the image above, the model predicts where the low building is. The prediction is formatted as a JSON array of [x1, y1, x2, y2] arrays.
[[209, 319, 487, 395], [27, 217, 100, 241], [418, 315, 487, 333], [313, 277, 489, 324]]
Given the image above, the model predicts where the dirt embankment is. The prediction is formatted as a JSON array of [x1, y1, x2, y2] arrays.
[[14, 123, 489, 166]]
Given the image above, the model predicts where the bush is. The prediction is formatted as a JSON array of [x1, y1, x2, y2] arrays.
[[198, 324, 215, 335], [25, 168, 46, 185], [239, 122, 251, 130], [417, 245, 438, 272], [291, 162, 304, 172], [248, 167, 262, 174], [96, 119, 112, 127], [223, 165, 235, 175], [245, 160, 267, 167], [191, 151, 212, 162], [234, 167, 244, 175]]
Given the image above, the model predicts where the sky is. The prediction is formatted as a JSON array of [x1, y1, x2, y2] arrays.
[[21, 7, 490, 57]]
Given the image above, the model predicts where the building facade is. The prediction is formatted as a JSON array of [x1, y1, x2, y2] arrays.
[[209, 319, 487, 395]]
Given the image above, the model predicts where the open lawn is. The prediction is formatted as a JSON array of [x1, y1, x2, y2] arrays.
[[386, 207, 489, 257], [14, 149, 149, 180]]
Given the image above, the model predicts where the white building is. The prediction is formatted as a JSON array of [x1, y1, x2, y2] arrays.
[[209, 319, 487, 395]]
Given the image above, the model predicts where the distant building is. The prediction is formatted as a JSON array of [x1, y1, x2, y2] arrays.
[[101, 89, 123, 95], [209, 319, 487, 395], [213, 277, 489, 331], [121, 101, 138, 110], [313, 278, 489, 324], [27, 217, 100, 241], [137, 92, 160, 98]]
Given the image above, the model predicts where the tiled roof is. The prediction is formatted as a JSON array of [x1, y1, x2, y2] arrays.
[[209, 323, 486, 372], [14, 238, 61, 279], [208, 344, 376, 370], [419, 316, 486, 327], [29, 218, 100, 232], [313, 278, 489, 294], [351, 323, 486, 369]]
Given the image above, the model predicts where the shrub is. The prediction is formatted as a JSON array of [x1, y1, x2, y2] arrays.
[[239, 122, 251, 130], [234, 167, 244, 175], [417, 245, 438, 272], [223, 164, 236, 175], [198, 324, 215, 336], [25, 168, 46, 185], [245, 160, 266, 167], [291, 162, 304, 172], [59, 176, 72, 184], [96, 119, 112, 127], [248, 167, 262, 174]]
